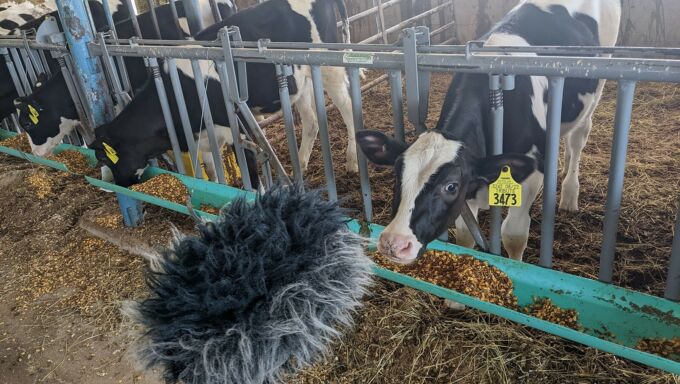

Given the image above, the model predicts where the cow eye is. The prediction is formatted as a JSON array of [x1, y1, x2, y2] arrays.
[[444, 183, 459, 194]]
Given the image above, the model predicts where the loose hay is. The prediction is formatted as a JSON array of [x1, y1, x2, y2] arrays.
[[49, 149, 92, 175], [130, 173, 188, 204], [26, 170, 53, 199], [636, 338, 680, 361], [523, 297, 580, 330], [371, 250, 518, 309], [0, 133, 32, 152]]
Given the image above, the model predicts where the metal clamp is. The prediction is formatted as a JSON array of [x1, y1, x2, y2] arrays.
[[257, 38, 270, 53], [465, 40, 485, 60]]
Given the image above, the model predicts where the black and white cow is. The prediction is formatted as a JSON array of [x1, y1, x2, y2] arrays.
[[0, 1, 53, 35], [1, 0, 129, 122], [13, 0, 235, 156], [89, 0, 358, 186], [358, 0, 622, 263]]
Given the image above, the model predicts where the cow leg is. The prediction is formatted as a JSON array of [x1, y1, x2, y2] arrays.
[[501, 171, 543, 261], [197, 125, 233, 182], [321, 66, 358, 174], [295, 78, 319, 175], [560, 117, 593, 212]]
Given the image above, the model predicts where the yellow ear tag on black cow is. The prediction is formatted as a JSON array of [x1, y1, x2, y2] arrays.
[[488, 166, 522, 207], [27, 104, 39, 125], [102, 142, 119, 164]]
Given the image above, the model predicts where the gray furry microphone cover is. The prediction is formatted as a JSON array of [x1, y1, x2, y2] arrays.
[[124, 186, 374, 384]]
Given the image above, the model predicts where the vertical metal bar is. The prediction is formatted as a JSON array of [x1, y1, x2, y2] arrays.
[[209, 0, 222, 23], [168, 0, 186, 39], [123, 0, 142, 37], [539, 77, 566, 268], [167, 58, 201, 175], [97, 33, 129, 107], [489, 74, 503, 255], [2, 49, 27, 97], [276, 64, 304, 186], [21, 31, 45, 76], [215, 61, 253, 190], [311, 65, 338, 201], [101, 0, 118, 34], [148, 57, 185, 175], [231, 29, 248, 102], [114, 38, 133, 94], [18, 48, 38, 85], [10, 114, 21, 133], [599, 80, 637, 282], [190, 59, 228, 184], [402, 28, 423, 133], [416, 27, 431, 128], [348, 67, 373, 222], [146, 0, 162, 39], [665, 201, 680, 301], [183, 0, 205, 35], [9, 48, 32, 94], [389, 70, 405, 142], [63, 54, 95, 139], [38, 50, 51, 76]]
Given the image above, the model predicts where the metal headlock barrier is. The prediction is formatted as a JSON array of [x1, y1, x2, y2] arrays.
[[0, 0, 679, 375]]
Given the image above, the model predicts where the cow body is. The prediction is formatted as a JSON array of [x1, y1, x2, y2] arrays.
[[358, 0, 621, 263], [90, 0, 357, 186], [14, 0, 235, 157]]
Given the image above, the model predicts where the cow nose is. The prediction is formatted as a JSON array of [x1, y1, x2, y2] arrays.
[[378, 232, 419, 264]]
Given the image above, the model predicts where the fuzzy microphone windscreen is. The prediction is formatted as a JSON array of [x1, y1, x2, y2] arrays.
[[125, 186, 373, 384]]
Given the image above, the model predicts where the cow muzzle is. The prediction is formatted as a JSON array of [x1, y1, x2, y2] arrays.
[[378, 232, 421, 264]]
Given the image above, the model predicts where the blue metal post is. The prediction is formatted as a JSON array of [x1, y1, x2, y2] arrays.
[[599, 80, 637, 282], [56, 0, 143, 227], [539, 77, 565, 268]]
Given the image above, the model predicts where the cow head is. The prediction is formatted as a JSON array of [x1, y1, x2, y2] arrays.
[[14, 94, 78, 157], [90, 138, 149, 187], [357, 130, 536, 264]]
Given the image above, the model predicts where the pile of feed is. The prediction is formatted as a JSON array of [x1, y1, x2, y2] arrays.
[[130, 173, 189, 205], [524, 297, 580, 330], [49, 149, 92, 174], [0, 133, 31, 152], [636, 338, 680, 360], [371, 250, 518, 308], [92, 212, 124, 229], [222, 146, 242, 187], [26, 170, 53, 199]]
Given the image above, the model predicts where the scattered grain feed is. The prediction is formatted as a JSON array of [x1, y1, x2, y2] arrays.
[[92, 212, 124, 229], [130, 173, 188, 205], [636, 338, 680, 360], [26, 170, 53, 199], [523, 297, 580, 330], [370, 250, 518, 309], [0, 133, 31, 152], [49, 150, 92, 174]]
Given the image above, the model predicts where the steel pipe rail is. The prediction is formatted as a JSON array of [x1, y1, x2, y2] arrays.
[[360, 1, 452, 44]]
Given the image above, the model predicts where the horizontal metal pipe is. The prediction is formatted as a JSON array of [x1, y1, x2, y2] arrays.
[[336, 0, 403, 26], [430, 21, 455, 37], [87, 44, 680, 83], [360, 2, 452, 44]]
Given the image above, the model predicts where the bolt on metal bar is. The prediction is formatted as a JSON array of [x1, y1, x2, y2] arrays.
[[539, 76, 566, 268], [167, 58, 202, 175], [146, 0, 162, 40], [348, 67, 373, 222], [2, 49, 27, 97], [148, 57, 186, 175], [665, 200, 680, 301], [389, 70, 405, 142], [190, 59, 228, 184], [275, 64, 304, 186], [599, 80, 637, 282], [311, 65, 338, 201], [215, 61, 254, 190], [488, 74, 503, 255], [9, 48, 32, 94]]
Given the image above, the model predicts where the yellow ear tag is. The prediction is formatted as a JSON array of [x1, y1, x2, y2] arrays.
[[27, 104, 39, 125], [102, 142, 119, 164], [488, 166, 522, 207]]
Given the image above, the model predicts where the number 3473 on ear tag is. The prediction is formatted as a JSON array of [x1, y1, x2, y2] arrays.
[[488, 166, 522, 207]]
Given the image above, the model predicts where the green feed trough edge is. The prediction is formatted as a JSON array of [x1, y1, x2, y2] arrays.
[[1, 131, 679, 374]]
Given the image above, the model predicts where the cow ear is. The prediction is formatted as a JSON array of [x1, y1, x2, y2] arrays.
[[13, 97, 25, 107], [474, 154, 536, 185], [356, 130, 408, 167]]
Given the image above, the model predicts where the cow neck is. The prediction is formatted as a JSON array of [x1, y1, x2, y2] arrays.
[[434, 73, 489, 164]]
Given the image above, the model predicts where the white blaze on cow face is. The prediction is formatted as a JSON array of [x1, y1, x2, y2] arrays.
[[379, 131, 462, 263]]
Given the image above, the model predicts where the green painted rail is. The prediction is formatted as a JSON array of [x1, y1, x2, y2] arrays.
[[1, 129, 679, 374]]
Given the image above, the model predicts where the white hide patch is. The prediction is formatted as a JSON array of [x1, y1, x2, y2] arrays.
[[383, 131, 462, 243], [287, 0, 322, 43], [173, 57, 220, 82], [29, 117, 80, 157]]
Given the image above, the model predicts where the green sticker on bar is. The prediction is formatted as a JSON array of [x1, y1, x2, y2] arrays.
[[343, 52, 374, 65]]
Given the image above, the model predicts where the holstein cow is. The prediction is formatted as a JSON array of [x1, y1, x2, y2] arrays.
[[1, 0, 129, 121], [89, 0, 358, 187], [0, 1, 54, 34], [14, 0, 236, 156], [358, 0, 621, 263]]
